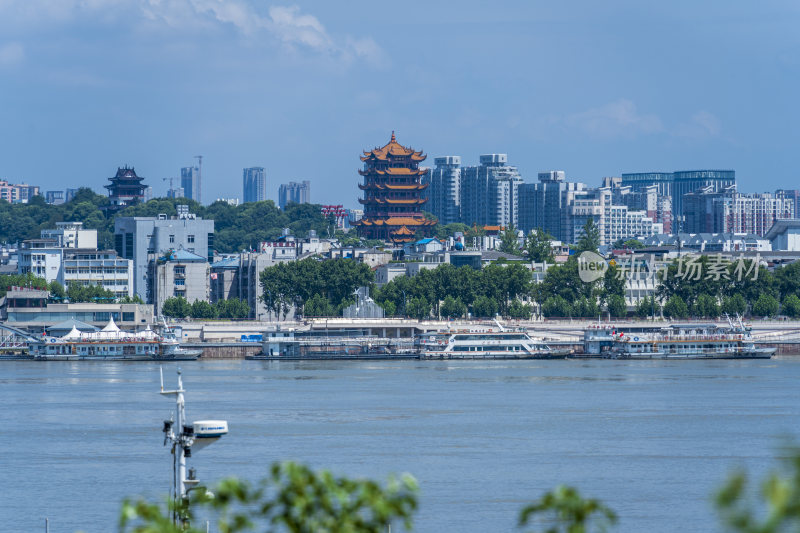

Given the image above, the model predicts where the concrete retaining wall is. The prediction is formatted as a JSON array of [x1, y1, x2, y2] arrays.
[[189, 344, 262, 359]]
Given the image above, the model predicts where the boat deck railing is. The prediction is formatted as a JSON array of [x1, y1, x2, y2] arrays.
[[622, 334, 746, 342]]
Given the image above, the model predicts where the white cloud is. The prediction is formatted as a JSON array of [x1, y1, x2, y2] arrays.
[[0, 1, 385, 65], [675, 110, 721, 139], [342, 36, 385, 66], [267, 5, 332, 51], [0, 42, 24, 66], [565, 99, 663, 139]]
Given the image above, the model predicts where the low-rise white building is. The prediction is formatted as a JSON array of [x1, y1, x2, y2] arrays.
[[765, 219, 800, 251], [1, 286, 153, 331], [643, 233, 771, 252], [40, 221, 97, 249], [17, 223, 133, 298]]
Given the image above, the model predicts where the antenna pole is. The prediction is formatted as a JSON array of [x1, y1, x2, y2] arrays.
[[177, 370, 186, 501], [159, 367, 227, 528], [161, 367, 191, 527]]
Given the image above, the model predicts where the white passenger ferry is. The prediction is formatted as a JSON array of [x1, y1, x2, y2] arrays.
[[29, 318, 201, 361], [584, 316, 774, 359], [417, 325, 570, 359]]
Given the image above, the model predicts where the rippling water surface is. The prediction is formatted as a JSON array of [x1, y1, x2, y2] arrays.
[[3, 358, 800, 532]]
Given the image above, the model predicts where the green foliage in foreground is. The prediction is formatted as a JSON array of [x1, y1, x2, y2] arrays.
[[519, 485, 617, 533], [120, 461, 418, 533], [716, 446, 800, 533], [120, 447, 800, 533]]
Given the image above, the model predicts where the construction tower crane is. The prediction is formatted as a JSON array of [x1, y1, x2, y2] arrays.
[[194, 155, 202, 204]]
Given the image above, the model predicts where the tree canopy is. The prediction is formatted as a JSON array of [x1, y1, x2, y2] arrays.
[[161, 297, 251, 319], [524, 228, 556, 263], [260, 258, 374, 319], [0, 190, 334, 253], [575, 219, 601, 253], [375, 262, 533, 319], [499, 225, 521, 255]]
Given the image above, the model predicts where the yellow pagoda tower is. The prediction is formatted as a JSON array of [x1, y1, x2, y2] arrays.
[[355, 132, 435, 243]]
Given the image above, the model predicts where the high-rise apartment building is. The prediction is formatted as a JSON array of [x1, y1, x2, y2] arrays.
[[460, 154, 524, 228], [518, 171, 586, 240], [166, 187, 185, 199], [776, 189, 800, 220], [243, 167, 267, 203], [423, 156, 461, 225], [606, 181, 673, 234], [671, 170, 735, 224], [621, 170, 735, 231], [568, 187, 662, 245], [684, 186, 794, 235], [181, 165, 201, 204], [278, 180, 311, 210]]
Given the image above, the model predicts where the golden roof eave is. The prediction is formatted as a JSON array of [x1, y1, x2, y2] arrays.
[[358, 183, 428, 191], [359, 132, 427, 163]]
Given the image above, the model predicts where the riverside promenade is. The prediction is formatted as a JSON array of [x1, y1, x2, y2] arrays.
[[173, 318, 800, 358]]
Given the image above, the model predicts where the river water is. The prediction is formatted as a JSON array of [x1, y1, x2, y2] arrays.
[[2, 358, 800, 532]]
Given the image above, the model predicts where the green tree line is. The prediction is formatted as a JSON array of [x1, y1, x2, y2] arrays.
[[259, 258, 374, 319], [161, 297, 250, 320], [533, 259, 626, 318], [0, 188, 335, 253], [653, 256, 800, 319], [374, 262, 535, 319], [0, 273, 139, 303]]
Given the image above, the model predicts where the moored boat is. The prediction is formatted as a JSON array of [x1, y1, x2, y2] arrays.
[[28, 318, 201, 361], [585, 315, 774, 360], [417, 327, 570, 359], [250, 327, 415, 359]]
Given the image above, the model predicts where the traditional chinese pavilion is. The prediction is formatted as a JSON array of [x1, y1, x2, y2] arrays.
[[356, 132, 435, 243], [103, 166, 147, 214]]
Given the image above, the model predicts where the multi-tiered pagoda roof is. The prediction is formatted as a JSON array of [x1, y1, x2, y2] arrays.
[[103, 166, 147, 213], [355, 132, 435, 243]]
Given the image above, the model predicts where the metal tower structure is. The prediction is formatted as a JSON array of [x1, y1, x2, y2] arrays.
[[160, 367, 227, 527], [194, 155, 202, 205]]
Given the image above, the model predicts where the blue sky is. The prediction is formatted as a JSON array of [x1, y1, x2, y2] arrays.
[[0, 1, 797, 208]]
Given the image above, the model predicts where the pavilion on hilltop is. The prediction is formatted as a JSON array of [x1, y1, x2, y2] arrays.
[[355, 132, 435, 243], [103, 166, 147, 214]]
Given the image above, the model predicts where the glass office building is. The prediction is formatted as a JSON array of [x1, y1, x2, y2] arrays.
[[622, 170, 735, 231]]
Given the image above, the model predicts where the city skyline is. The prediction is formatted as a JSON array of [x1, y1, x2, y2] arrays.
[[0, 1, 798, 207]]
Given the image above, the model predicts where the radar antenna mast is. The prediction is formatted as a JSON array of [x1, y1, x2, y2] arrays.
[[160, 367, 228, 527]]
